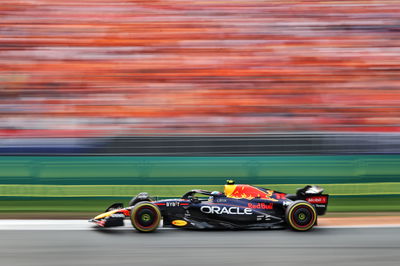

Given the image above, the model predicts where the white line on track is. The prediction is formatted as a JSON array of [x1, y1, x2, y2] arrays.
[[320, 225, 400, 229], [0, 220, 400, 230], [0, 220, 170, 230]]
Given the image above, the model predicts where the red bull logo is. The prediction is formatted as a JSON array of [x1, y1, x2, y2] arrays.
[[247, 203, 273, 210]]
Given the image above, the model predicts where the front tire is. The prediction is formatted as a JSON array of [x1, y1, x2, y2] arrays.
[[285, 201, 317, 231], [130, 202, 161, 232]]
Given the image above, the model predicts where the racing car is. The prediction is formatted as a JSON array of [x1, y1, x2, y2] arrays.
[[89, 180, 329, 232]]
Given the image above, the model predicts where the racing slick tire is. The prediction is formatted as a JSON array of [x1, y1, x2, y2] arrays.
[[130, 202, 161, 233], [285, 200, 317, 231]]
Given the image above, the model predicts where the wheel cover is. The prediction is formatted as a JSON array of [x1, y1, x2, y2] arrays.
[[135, 207, 156, 228], [131, 204, 161, 232], [142, 213, 151, 222], [288, 203, 316, 231], [292, 207, 312, 226]]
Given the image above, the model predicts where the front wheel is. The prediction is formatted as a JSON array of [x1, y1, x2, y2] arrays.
[[285, 201, 317, 231], [130, 202, 161, 232]]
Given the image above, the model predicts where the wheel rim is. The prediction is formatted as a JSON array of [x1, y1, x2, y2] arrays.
[[132, 204, 160, 231], [135, 207, 156, 228], [142, 213, 151, 222], [289, 203, 316, 230], [298, 213, 306, 221]]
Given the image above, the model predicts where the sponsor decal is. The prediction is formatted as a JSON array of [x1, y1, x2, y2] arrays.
[[163, 201, 190, 207], [110, 213, 125, 218], [306, 196, 327, 204], [172, 220, 188, 227], [247, 203, 273, 210], [274, 193, 286, 200], [282, 201, 291, 206], [200, 206, 252, 215], [256, 214, 272, 221], [165, 201, 180, 207]]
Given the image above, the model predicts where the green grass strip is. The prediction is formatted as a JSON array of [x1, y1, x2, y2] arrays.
[[0, 182, 399, 197], [1, 196, 400, 213]]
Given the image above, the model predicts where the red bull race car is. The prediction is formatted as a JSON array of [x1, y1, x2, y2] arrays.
[[89, 180, 329, 232]]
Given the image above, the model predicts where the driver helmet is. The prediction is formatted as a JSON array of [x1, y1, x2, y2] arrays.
[[211, 191, 222, 196], [208, 191, 222, 201]]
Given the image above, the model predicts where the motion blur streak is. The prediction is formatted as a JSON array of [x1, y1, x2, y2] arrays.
[[0, 228, 399, 266], [1, 0, 400, 138]]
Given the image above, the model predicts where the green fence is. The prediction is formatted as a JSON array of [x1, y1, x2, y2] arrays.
[[1, 155, 400, 212], [1, 155, 400, 185]]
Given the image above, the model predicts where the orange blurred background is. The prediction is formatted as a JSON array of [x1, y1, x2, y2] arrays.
[[1, 0, 400, 138]]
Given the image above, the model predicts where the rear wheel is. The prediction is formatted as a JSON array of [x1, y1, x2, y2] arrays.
[[285, 201, 317, 231], [130, 202, 161, 232]]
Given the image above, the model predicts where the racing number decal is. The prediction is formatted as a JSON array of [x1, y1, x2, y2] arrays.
[[165, 201, 179, 207]]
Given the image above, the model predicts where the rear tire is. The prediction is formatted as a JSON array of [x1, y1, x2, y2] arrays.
[[130, 202, 161, 232], [285, 200, 317, 231]]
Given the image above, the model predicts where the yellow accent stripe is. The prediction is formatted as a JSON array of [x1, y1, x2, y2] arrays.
[[93, 209, 119, 220]]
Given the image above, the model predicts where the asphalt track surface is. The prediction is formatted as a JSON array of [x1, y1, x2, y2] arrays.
[[0, 222, 399, 266]]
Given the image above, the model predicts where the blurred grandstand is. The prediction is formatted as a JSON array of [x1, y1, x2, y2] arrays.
[[1, 0, 400, 155]]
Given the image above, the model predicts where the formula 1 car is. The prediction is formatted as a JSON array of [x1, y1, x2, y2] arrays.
[[89, 180, 329, 232]]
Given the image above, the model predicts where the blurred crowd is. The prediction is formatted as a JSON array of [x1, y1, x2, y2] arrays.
[[1, 0, 400, 138]]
